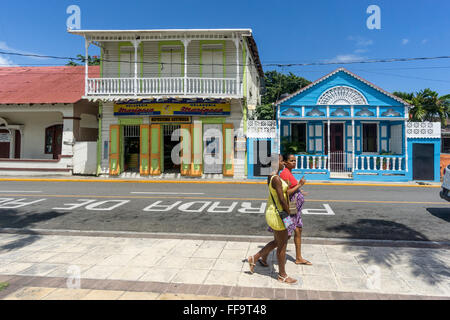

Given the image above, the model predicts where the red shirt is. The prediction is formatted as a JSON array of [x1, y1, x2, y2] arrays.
[[280, 168, 298, 189]]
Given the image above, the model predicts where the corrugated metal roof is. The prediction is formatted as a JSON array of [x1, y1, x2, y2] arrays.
[[0, 66, 100, 104]]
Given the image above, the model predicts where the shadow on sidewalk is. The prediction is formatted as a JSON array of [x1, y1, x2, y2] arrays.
[[326, 219, 449, 285], [0, 209, 70, 253]]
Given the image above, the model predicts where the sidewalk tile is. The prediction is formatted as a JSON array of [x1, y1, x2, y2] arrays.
[[295, 290, 308, 300], [206, 284, 222, 296], [238, 272, 271, 288], [81, 289, 125, 300], [107, 267, 148, 281], [0, 263, 33, 275], [184, 284, 202, 295], [301, 263, 333, 275], [212, 259, 245, 272], [331, 263, 366, 278], [301, 275, 339, 291], [404, 279, 448, 296], [3, 286, 56, 300], [171, 269, 210, 284], [71, 253, 110, 265], [168, 246, 199, 258], [204, 270, 240, 286], [219, 249, 248, 260], [192, 248, 223, 258], [139, 267, 180, 283], [119, 291, 160, 300], [185, 258, 216, 270], [42, 288, 92, 300], [15, 252, 59, 263], [42, 252, 85, 264], [156, 256, 190, 268], [0, 251, 33, 261], [151, 239, 181, 251], [97, 254, 139, 267], [199, 241, 226, 250], [81, 265, 121, 280], [337, 277, 372, 292], [252, 287, 274, 299], [46, 265, 91, 278], [127, 254, 164, 267], [224, 241, 250, 251]]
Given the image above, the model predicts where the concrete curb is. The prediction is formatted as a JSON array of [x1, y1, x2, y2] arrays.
[[1, 227, 449, 249], [0, 177, 441, 187]]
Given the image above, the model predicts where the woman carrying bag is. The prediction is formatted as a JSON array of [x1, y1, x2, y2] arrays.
[[247, 154, 297, 285]]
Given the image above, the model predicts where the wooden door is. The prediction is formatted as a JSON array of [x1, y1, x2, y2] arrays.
[[223, 124, 234, 176], [53, 125, 63, 159], [150, 124, 161, 175], [413, 143, 434, 180], [140, 125, 150, 175], [109, 125, 121, 175]]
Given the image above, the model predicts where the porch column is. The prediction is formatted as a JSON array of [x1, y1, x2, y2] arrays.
[[351, 105, 355, 172], [84, 39, 89, 96], [327, 119, 330, 171], [234, 37, 240, 96], [182, 39, 190, 95], [133, 40, 141, 96], [352, 120, 355, 172]]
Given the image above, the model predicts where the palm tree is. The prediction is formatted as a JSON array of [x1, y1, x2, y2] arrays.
[[393, 90, 450, 125]]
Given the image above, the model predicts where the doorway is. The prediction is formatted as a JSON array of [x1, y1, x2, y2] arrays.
[[324, 123, 350, 173], [123, 125, 140, 172], [203, 124, 223, 174], [0, 129, 10, 158], [162, 124, 181, 173], [413, 143, 434, 180]]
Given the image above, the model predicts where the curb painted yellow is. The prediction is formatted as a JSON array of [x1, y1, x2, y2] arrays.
[[0, 178, 441, 188]]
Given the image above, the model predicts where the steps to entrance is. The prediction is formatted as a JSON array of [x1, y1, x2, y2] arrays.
[[329, 172, 353, 179]]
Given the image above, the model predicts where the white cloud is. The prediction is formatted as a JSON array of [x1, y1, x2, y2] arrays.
[[347, 36, 374, 47], [327, 54, 365, 63], [354, 48, 368, 54], [0, 55, 18, 66], [402, 39, 409, 45]]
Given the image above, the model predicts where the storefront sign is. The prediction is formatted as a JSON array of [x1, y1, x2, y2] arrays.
[[114, 101, 231, 116], [151, 116, 191, 123]]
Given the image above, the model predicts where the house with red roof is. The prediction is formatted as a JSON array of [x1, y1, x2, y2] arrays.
[[0, 66, 99, 175]]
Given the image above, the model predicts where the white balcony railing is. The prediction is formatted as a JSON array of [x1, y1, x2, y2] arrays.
[[296, 155, 329, 170], [86, 77, 242, 97], [355, 155, 405, 171]]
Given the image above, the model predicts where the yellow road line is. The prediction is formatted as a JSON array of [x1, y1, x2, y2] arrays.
[[0, 193, 447, 205], [0, 178, 441, 187]]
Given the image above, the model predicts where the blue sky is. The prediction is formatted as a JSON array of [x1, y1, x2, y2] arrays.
[[0, 0, 449, 95]]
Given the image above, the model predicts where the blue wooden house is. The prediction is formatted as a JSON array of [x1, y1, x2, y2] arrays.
[[262, 67, 441, 182]]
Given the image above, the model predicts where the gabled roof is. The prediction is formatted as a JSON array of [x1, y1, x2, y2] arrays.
[[0, 66, 100, 104], [274, 67, 412, 107]]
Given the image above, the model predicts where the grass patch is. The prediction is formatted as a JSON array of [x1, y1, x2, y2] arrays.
[[0, 282, 9, 291]]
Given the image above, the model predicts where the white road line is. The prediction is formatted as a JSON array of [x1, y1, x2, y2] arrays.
[[130, 192, 205, 195], [0, 190, 42, 193]]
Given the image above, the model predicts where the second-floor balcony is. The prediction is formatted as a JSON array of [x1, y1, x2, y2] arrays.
[[86, 77, 242, 98]]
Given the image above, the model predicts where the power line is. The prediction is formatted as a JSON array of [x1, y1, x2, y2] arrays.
[[2, 50, 450, 68]]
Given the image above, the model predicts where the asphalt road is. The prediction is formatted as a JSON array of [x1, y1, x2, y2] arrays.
[[0, 180, 448, 242]]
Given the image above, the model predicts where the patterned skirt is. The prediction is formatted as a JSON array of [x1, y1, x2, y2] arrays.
[[268, 190, 304, 236]]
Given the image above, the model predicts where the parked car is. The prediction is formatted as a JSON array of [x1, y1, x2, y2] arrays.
[[440, 164, 450, 201]]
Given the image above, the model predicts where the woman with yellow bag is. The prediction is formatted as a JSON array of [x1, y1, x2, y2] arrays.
[[247, 154, 297, 285]]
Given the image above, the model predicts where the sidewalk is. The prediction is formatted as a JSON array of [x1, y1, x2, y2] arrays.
[[0, 232, 449, 300], [0, 175, 442, 187]]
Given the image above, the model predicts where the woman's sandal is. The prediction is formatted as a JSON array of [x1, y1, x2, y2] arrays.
[[277, 274, 298, 285], [247, 256, 256, 274]]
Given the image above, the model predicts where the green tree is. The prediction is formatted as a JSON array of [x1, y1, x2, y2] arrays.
[[394, 89, 450, 125], [66, 54, 100, 66], [255, 71, 311, 120]]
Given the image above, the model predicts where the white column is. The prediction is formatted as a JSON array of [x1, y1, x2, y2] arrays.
[[352, 119, 355, 172], [84, 39, 89, 96], [183, 39, 190, 95], [133, 40, 140, 96], [327, 119, 330, 171], [235, 37, 240, 96]]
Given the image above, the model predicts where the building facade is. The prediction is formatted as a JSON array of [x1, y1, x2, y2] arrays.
[[0, 66, 99, 175], [248, 68, 441, 182], [69, 29, 263, 179]]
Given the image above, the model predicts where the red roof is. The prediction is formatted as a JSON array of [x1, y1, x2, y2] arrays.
[[0, 66, 100, 104]]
